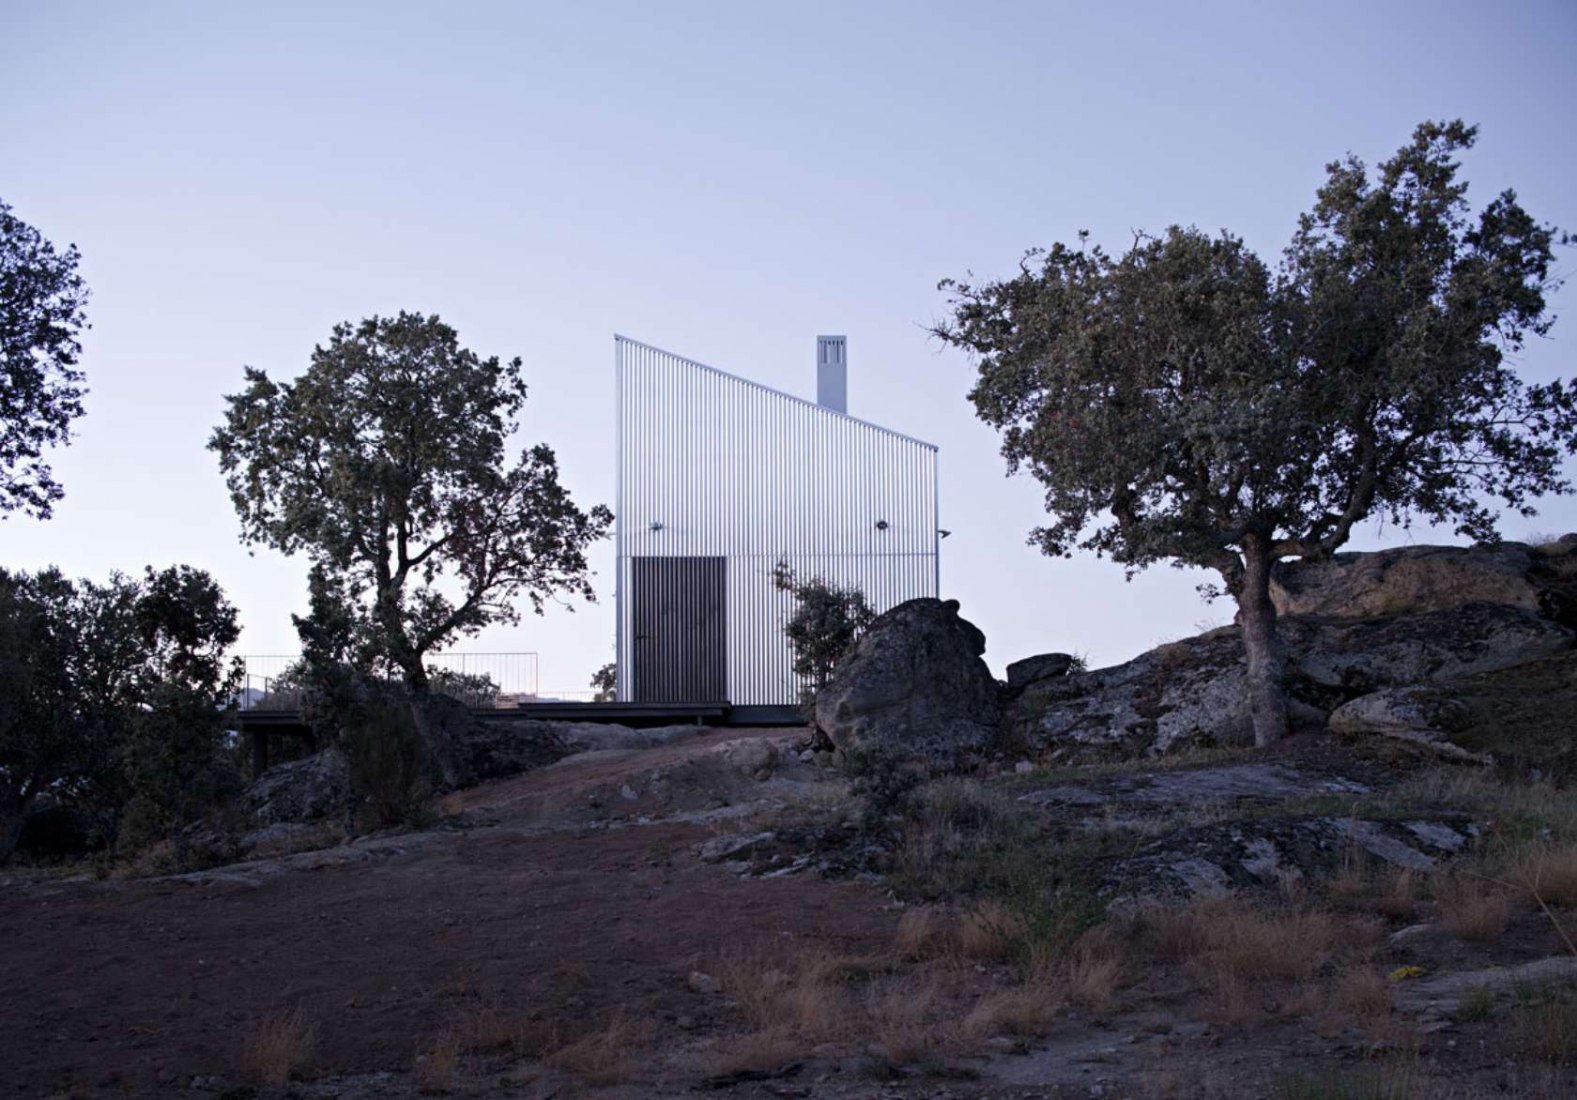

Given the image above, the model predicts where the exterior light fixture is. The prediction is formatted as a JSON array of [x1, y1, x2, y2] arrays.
[[649, 520, 664, 531], [875, 519, 889, 530], [939, 529, 952, 538]]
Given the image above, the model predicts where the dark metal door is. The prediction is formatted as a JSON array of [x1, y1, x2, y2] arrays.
[[631, 556, 727, 702]]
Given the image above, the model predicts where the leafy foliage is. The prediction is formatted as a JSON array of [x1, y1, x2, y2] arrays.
[[333, 683, 436, 829], [590, 661, 616, 702], [771, 560, 875, 706], [120, 567, 245, 858], [0, 566, 242, 863], [935, 121, 1577, 745], [210, 312, 612, 690], [0, 198, 90, 519]]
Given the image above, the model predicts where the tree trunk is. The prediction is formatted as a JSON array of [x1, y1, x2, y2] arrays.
[[1237, 538, 1290, 748]]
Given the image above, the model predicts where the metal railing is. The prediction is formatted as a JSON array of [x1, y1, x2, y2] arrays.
[[236, 653, 541, 711]]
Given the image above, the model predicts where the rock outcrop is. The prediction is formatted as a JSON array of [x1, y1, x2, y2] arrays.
[[1271, 535, 1577, 624], [815, 598, 1001, 769], [1004, 604, 1572, 762], [1004, 652, 1077, 691], [242, 748, 350, 826], [1328, 688, 1492, 765]]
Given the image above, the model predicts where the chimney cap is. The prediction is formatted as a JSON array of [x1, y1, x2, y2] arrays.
[[816, 335, 847, 414]]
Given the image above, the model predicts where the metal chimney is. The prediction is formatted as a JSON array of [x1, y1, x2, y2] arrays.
[[816, 335, 847, 414]]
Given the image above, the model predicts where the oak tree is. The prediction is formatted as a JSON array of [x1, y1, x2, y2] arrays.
[[0, 566, 240, 863], [210, 312, 612, 694], [0, 198, 90, 519], [935, 122, 1577, 747]]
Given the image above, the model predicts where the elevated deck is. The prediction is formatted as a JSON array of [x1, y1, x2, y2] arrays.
[[235, 700, 804, 772]]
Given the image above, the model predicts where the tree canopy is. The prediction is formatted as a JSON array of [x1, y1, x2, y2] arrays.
[[0, 565, 241, 863], [934, 121, 1577, 747], [0, 198, 90, 520], [209, 312, 612, 692], [772, 561, 875, 707]]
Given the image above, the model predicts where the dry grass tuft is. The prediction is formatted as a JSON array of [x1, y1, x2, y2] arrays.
[[1201, 900, 1337, 981], [1514, 844, 1577, 909], [1335, 967, 1394, 1026], [702, 1029, 805, 1079], [239, 1006, 317, 1086], [894, 907, 948, 960], [956, 900, 1026, 960], [1064, 928, 1122, 1014], [720, 949, 870, 1042], [1327, 838, 1372, 909], [447, 1004, 518, 1053], [1135, 903, 1211, 963], [1511, 996, 1577, 1065], [543, 1012, 654, 1085], [864, 973, 943, 1064], [962, 979, 1061, 1038], [1378, 868, 1420, 921], [1206, 972, 1264, 1029], [413, 1032, 462, 1092], [1435, 874, 1515, 941]]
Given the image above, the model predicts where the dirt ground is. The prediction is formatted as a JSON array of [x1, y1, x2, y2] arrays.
[[0, 730, 900, 1098], [4, 727, 1576, 1100]]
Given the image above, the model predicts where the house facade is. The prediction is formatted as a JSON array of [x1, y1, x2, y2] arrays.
[[614, 335, 939, 711]]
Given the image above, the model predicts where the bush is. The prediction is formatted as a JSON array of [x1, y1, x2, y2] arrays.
[[844, 742, 924, 827], [328, 680, 438, 829], [1, 564, 243, 866], [772, 561, 874, 711]]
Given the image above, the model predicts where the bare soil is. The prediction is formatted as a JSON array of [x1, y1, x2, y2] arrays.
[[1, 730, 898, 1097], [3, 726, 1575, 1100]]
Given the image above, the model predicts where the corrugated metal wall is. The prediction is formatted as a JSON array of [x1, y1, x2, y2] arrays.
[[615, 336, 939, 705]]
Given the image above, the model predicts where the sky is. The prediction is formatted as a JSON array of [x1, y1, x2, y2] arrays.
[[3, 0, 1575, 695]]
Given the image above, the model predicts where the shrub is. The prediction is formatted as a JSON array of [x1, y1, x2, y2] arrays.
[[771, 561, 874, 711], [844, 741, 923, 826], [334, 683, 437, 828], [891, 777, 1112, 956], [239, 1007, 317, 1085], [1434, 873, 1515, 941], [1, 565, 244, 866], [543, 1012, 654, 1084]]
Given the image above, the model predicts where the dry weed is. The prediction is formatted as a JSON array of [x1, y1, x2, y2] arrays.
[[894, 907, 948, 960], [413, 1032, 462, 1091], [1202, 900, 1337, 980], [1435, 874, 1515, 941], [864, 973, 943, 1064], [961, 980, 1061, 1038], [721, 950, 858, 1042], [1135, 902, 1210, 963], [1512, 996, 1577, 1065], [1064, 929, 1122, 1014], [239, 1006, 317, 1086], [543, 1012, 654, 1085], [1206, 972, 1264, 1028], [1379, 868, 1420, 920], [702, 1029, 805, 1079], [1275, 982, 1326, 1021], [446, 1004, 517, 1053], [956, 900, 1025, 960], [1335, 967, 1394, 1030], [1342, 914, 1388, 950], [1514, 844, 1577, 909]]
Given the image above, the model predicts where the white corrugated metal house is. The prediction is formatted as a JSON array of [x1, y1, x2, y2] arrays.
[[614, 335, 939, 714]]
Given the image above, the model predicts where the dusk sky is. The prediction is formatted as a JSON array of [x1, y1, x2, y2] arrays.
[[3, 1, 1574, 696]]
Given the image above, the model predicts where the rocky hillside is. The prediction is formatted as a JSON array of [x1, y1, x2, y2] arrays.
[[825, 535, 1577, 773]]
